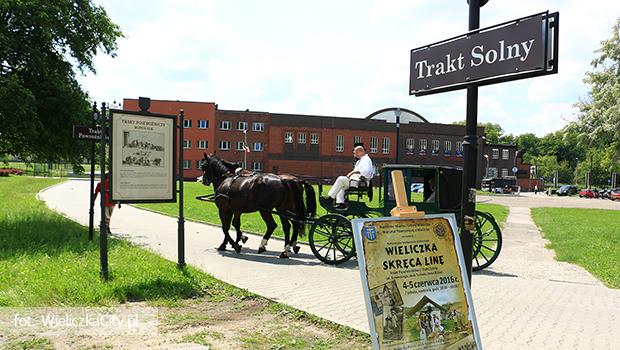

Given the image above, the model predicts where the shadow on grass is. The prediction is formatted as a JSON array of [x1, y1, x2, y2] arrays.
[[0, 214, 96, 259]]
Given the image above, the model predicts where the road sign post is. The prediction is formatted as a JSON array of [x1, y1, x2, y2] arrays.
[[410, 4, 559, 282]]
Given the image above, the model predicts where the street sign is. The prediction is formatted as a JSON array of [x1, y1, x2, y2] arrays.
[[410, 12, 559, 96], [72, 125, 108, 141], [512, 166, 518, 174]]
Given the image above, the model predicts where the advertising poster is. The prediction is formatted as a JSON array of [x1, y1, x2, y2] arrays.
[[352, 215, 482, 350], [110, 110, 176, 202]]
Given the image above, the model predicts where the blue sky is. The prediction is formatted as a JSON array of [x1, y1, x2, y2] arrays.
[[80, 0, 620, 136]]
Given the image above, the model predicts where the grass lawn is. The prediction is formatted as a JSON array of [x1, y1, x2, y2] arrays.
[[136, 181, 508, 243], [0, 176, 371, 349], [531, 208, 620, 289], [0, 176, 244, 307]]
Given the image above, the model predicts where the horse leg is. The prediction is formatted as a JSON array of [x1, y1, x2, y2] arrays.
[[291, 221, 301, 254], [279, 217, 292, 259], [232, 212, 247, 245], [257, 210, 277, 254], [219, 210, 240, 253]]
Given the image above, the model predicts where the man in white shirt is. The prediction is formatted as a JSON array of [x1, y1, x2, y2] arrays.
[[321, 145, 374, 209]]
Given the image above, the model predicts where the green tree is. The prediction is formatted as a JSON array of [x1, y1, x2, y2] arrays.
[[573, 18, 620, 176], [0, 0, 122, 167], [515, 133, 540, 164]]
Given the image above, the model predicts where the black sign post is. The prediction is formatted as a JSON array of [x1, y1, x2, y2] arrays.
[[177, 110, 186, 269], [99, 102, 109, 281], [409, 3, 559, 282], [88, 103, 98, 241]]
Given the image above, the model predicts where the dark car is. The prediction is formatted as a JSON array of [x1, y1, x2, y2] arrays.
[[557, 185, 578, 196]]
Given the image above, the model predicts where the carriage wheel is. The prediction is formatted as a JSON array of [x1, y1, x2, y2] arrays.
[[472, 211, 503, 271], [309, 214, 355, 265]]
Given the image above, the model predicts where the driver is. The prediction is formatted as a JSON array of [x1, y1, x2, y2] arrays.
[[321, 145, 373, 209]]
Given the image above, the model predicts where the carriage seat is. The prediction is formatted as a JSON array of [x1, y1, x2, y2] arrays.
[[345, 177, 373, 202]]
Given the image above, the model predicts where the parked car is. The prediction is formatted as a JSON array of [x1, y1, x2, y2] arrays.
[[611, 190, 620, 201], [557, 185, 578, 196], [579, 189, 595, 198]]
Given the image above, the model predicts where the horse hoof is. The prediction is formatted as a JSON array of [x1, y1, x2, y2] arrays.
[[217, 245, 227, 251], [279, 252, 289, 259], [293, 246, 301, 254], [241, 235, 249, 244], [258, 247, 266, 254], [234, 244, 242, 254]]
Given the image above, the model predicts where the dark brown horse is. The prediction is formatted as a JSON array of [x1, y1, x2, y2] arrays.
[[200, 153, 316, 258]]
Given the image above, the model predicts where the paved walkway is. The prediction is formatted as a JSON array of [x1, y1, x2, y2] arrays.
[[39, 180, 620, 349]]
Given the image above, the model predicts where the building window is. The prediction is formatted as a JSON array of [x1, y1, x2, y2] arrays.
[[183, 160, 190, 169], [218, 140, 230, 150], [298, 132, 306, 144], [382, 137, 390, 154], [336, 135, 344, 152], [236, 121, 247, 131], [502, 149, 510, 160], [198, 140, 208, 149], [370, 137, 378, 153], [195, 160, 202, 169], [219, 121, 231, 130], [284, 132, 293, 143], [252, 162, 263, 171], [198, 120, 208, 129], [488, 167, 498, 177], [419, 139, 427, 151], [354, 136, 362, 145], [253, 142, 263, 152], [183, 119, 192, 128], [432, 140, 440, 151], [406, 138, 415, 151], [252, 122, 265, 132], [492, 148, 499, 159], [444, 141, 452, 152], [236, 141, 245, 151], [183, 139, 191, 149], [501, 168, 509, 177], [456, 141, 463, 156], [310, 133, 319, 144]]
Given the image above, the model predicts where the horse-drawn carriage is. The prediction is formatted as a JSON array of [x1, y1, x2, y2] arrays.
[[308, 164, 502, 271], [199, 154, 502, 271]]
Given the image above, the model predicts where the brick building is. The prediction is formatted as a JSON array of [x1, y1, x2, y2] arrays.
[[123, 98, 529, 188]]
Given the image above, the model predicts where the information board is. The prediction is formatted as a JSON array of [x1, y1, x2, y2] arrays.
[[110, 110, 177, 203]]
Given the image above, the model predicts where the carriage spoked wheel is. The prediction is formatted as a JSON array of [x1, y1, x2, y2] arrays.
[[472, 211, 503, 271], [309, 214, 355, 265]]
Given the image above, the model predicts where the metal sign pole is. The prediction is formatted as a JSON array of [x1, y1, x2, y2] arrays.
[[459, 0, 484, 283], [99, 102, 109, 281], [88, 102, 97, 241], [177, 109, 186, 268]]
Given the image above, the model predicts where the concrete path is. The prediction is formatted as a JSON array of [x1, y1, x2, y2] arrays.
[[39, 180, 620, 350]]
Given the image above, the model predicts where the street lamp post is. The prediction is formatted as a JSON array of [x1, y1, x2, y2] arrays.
[[395, 108, 401, 164]]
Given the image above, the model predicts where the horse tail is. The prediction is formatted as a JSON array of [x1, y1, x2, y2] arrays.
[[302, 181, 316, 219], [284, 179, 306, 221]]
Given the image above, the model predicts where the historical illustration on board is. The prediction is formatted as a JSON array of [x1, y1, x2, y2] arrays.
[[121, 131, 165, 168]]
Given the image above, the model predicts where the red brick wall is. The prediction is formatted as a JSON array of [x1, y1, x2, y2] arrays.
[[214, 110, 269, 171]]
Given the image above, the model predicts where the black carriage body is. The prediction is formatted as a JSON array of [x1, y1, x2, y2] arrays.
[[381, 164, 463, 216]]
